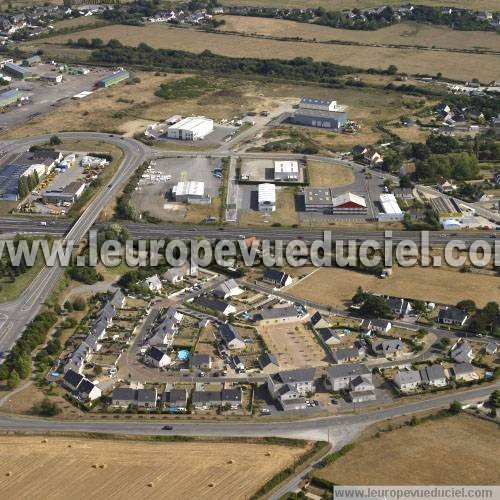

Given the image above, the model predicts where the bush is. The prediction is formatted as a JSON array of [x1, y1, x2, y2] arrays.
[[31, 397, 61, 417]]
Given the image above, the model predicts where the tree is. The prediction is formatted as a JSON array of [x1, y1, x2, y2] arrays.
[[31, 397, 61, 417], [7, 369, 20, 390], [456, 300, 476, 314], [93, 365, 102, 376], [387, 64, 398, 75], [489, 390, 500, 409], [352, 286, 368, 305], [360, 295, 392, 319], [399, 175, 413, 188], [448, 401, 462, 415], [49, 135, 61, 146], [72, 296, 86, 311]]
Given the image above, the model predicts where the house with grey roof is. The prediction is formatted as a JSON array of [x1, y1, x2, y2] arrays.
[[194, 297, 236, 316], [331, 346, 360, 364], [136, 388, 158, 409], [62, 369, 101, 402], [252, 306, 306, 325], [485, 341, 498, 355], [258, 352, 279, 372], [111, 387, 137, 408], [192, 390, 223, 409], [369, 319, 392, 334], [161, 388, 188, 411], [213, 279, 243, 300], [310, 311, 330, 329], [420, 364, 448, 387], [450, 340, 473, 363], [450, 362, 478, 382], [372, 339, 403, 358], [189, 353, 212, 370], [109, 288, 126, 309], [144, 346, 171, 368], [438, 307, 468, 326], [267, 368, 315, 408], [393, 369, 421, 393], [387, 297, 412, 317], [263, 268, 293, 288], [316, 328, 342, 346], [324, 364, 371, 392], [219, 323, 246, 350]]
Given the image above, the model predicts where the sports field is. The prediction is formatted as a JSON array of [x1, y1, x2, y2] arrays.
[[0, 435, 307, 499]]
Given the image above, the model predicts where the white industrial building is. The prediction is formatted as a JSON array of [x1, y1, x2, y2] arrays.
[[167, 116, 214, 141], [378, 193, 404, 221], [172, 180, 210, 204], [274, 160, 299, 181], [258, 183, 276, 212], [298, 97, 343, 112]]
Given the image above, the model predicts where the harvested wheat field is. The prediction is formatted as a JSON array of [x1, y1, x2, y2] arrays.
[[0, 435, 306, 499], [219, 17, 500, 52], [288, 265, 499, 308], [39, 25, 500, 81], [315, 413, 500, 485]]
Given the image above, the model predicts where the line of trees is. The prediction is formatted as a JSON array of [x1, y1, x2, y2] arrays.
[[18, 171, 39, 199]]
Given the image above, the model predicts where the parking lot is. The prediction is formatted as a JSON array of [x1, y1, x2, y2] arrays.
[[131, 156, 223, 221], [0, 64, 112, 130]]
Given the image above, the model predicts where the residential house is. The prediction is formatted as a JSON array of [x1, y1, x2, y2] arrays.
[[136, 388, 158, 409], [450, 362, 478, 382], [258, 352, 279, 372], [263, 268, 293, 288], [111, 387, 137, 408], [163, 262, 198, 283], [221, 388, 243, 409], [393, 369, 421, 393], [324, 364, 375, 403], [161, 388, 188, 412], [316, 328, 342, 346], [363, 147, 383, 166], [450, 340, 473, 363], [148, 317, 176, 347], [420, 364, 448, 387], [331, 347, 360, 364], [189, 354, 212, 370], [485, 341, 498, 355], [439, 307, 468, 327], [109, 288, 126, 309], [194, 297, 236, 317], [387, 297, 412, 317], [219, 323, 246, 350], [62, 370, 101, 402], [267, 368, 315, 401], [252, 306, 306, 325], [144, 346, 171, 368], [232, 355, 245, 372], [192, 390, 222, 409], [372, 339, 404, 358], [310, 311, 330, 330], [213, 279, 243, 299], [369, 319, 392, 334], [143, 274, 163, 292]]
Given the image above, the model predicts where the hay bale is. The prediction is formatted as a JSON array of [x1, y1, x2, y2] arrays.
[[265, 451, 272, 456], [92, 464, 98, 469], [208, 482, 215, 487], [227, 459, 234, 464], [6, 471, 12, 477], [148, 483, 154, 488], [41, 439, 48, 443], [99, 464, 106, 469]]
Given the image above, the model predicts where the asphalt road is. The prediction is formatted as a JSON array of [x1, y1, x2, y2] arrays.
[[0, 383, 496, 442]]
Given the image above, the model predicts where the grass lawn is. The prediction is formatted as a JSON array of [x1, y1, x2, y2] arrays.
[[308, 160, 354, 187], [239, 188, 299, 226]]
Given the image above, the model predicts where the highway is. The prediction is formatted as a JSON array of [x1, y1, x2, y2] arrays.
[[0, 132, 149, 352]]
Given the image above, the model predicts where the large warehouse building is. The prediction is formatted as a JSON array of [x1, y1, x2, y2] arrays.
[[304, 188, 366, 214], [378, 193, 404, 222], [167, 116, 214, 141], [291, 96, 348, 130], [172, 180, 210, 204], [0, 88, 21, 108], [96, 69, 130, 88], [3, 62, 31, 80], [258, 183, 276, 212]]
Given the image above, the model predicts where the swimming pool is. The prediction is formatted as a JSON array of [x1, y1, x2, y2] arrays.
[[177, 349, 189, 361]]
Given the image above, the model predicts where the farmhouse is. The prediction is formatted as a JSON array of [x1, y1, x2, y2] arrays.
[[274, 160, 299, 181], [258, 183, 276, 212], [291, 96, 348, 130], [167, 116, 214, 141]]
